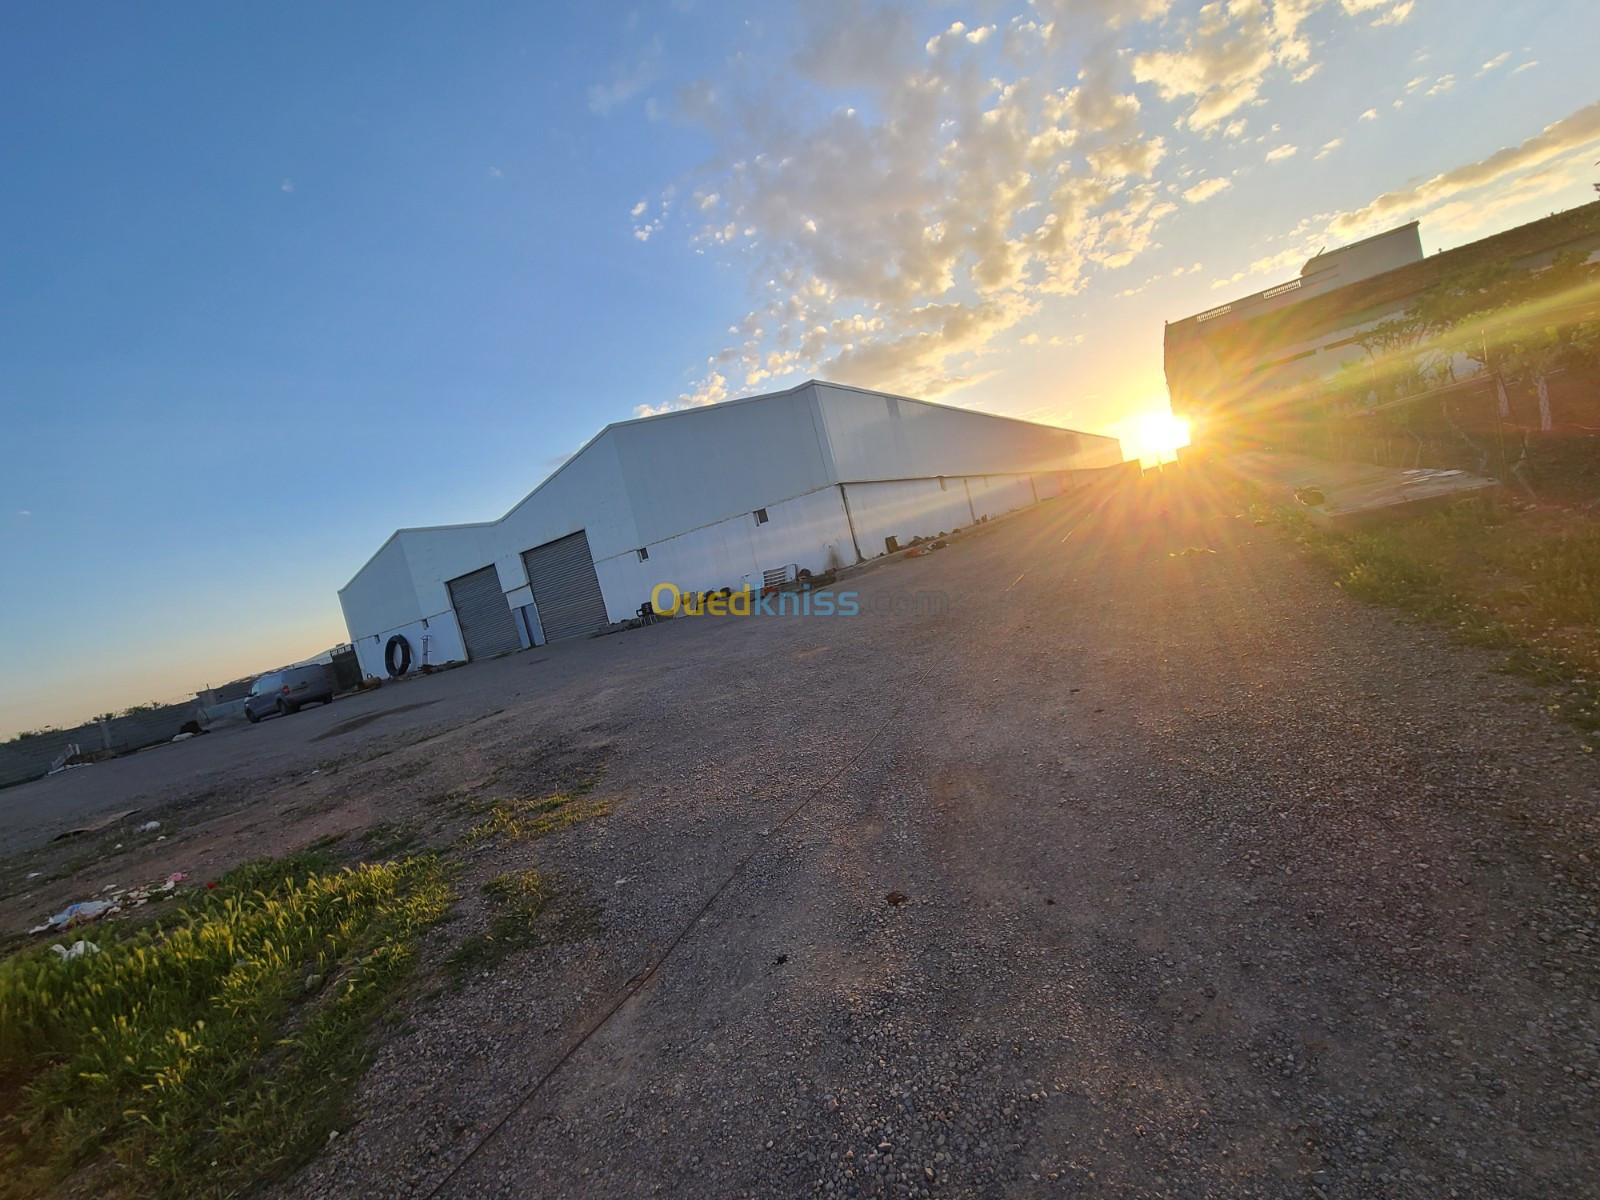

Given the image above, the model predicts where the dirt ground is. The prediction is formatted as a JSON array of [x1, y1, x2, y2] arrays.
[[7, 471, 1600, 1198]]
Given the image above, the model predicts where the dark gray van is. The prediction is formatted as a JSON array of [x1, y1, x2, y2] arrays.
[[244, 664, 336, 723]]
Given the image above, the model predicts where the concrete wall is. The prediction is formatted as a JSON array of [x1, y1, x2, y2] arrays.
[[0, 701, 202, 788]]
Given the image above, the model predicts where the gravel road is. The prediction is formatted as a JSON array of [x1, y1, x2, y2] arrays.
[[224, 475, 1600, 1197]]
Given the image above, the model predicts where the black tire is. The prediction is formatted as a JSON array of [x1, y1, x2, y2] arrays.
[[277, 698, 291, 718], [385, 635, 412, 677], [245, 707, 260, 725]]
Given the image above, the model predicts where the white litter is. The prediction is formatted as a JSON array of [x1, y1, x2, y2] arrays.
[[50, 940, 100, 960], [29, 900, 114, 933]]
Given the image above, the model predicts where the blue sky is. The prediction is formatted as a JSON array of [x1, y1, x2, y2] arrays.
[[3, 0, 1598, 736]]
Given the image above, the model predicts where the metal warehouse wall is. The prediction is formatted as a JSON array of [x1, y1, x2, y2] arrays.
[[340, 430, 640, 672], [337, 537, 423, 650], [338, 379, 1129, 659], [613, 385, 834, 548], [595, 486, 856, 614], [813, 383, 1122, 480]]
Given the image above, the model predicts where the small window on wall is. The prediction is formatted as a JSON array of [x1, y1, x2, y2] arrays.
[[637, 547, 649, 562], [753, 508, 769, 526]]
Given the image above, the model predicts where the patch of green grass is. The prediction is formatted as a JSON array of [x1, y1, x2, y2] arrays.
[[0, 850, 455, 1200], [361, 823, 422, 859], [1268, 496, 1600, 742], [462, 781, 610, 847], [444, 869, 551, 982], [444, 869, 600, 986]]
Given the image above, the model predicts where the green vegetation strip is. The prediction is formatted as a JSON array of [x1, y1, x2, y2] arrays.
[[0, 852, 454, 1200], [1272, 497, 1600, 743], [464, 783, 611, 846], [445, 868, 586, 985]]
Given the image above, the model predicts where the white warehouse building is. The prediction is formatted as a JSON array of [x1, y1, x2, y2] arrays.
[[338, 380, 1123, 676]]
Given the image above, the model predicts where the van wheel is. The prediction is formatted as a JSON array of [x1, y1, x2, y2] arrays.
[[245, 708, 260, 724], [277, 699, 292, 717]]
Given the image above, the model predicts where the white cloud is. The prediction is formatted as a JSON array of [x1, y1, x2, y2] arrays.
[[280, 179, 294, 193], [795, 2, 918, 87], [1426, 74, 1455, 96], [633, 0, 1437, 408], [1130, 0, 1326, 132], [1328, 99, 1600, 237], [589, 38, 663, 114], [1477, 52, 1511, 76], [1420, 153, 1600, 238], [1511, 60, 1539, 75], [1209, 243, 1314, 290], [1359, 107, 1378, 120], [1315, 137, 1343, 159], [1372, 0, 1413, 25], [1265, 143, 1298, 161], [15, 510, 31, 518], [640, 2, 1200, 402], [1183, 176, 1232, 203], [487, 166, 504, 180]]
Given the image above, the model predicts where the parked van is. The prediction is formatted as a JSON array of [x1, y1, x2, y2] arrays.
[[244, 664, 336, 723]]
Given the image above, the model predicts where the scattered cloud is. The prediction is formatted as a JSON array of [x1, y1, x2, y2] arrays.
[[1426, 74, 1455, 96], [280, 179, 294, 193], [642, 4, 1204, 403], [1209, 243, 1315, 291], [1371, 1, 1413, 26], [1476, 52, 1511, 77], [625, 0, 1532, 412], [15, 510, 30, 518], [487, 166, 504, 180], [1511, 60, 1539, 75], [1182, 177, 1232, 204], [1130, 0, 1324, 132], [1420, 153, 1600, 238], [589, 38, 663, 114], [1327, 99, 1600, 238]]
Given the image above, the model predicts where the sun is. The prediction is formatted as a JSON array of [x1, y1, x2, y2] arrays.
[[1111, 407, 1192, 466]]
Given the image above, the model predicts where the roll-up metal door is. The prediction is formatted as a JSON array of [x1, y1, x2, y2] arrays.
[[521, 530, 608, 642], [446, 566, 522, 660]]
